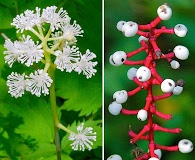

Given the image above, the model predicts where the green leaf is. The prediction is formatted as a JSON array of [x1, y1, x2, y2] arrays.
[[56, 71, 101, 116], [0, 95, 55, 158], [0, 6, 14, 29]]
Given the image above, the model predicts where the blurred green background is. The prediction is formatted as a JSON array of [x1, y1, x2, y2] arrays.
[[104, 0, 195, 159]]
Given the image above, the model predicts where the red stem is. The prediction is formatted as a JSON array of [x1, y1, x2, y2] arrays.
[[121, 108, 139, 115], [150, 17, 162, 27], [153, 123, 181, 134], [155, 144, 179, 152]]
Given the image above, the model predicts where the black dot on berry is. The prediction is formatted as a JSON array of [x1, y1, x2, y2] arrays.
[[121, 58, 124, 62], [168, 82, 172, 86], [184, 141, 188, 145], [139, 76, 142, 79]]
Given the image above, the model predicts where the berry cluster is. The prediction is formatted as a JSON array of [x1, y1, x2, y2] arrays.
[[108, 4, 193, 160]]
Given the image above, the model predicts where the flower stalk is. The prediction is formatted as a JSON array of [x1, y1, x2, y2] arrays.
[[108, 3, 193, 160], [3, 5, 98, 159]]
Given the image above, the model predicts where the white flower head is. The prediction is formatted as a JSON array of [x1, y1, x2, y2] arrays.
[[7, 72, 26, 98], [17, 35, 44, 67], [42, 6, 70, 31], [74, 49, 98, 79], [69, 123, 96, 151], [4, 39, 21, 67], [61, 20, 84, 41], [54, 45, 80, 72], [4, 35, 44, 67], [26, 69, 53, 97], [11, 8, 42, 32]]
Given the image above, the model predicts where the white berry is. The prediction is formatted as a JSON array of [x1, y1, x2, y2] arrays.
[[161, 79, 175, 93], [170, 60, 180, 69], [173, 45, 189, 60], [108, 102, 122, 115], [173, 86, 183, 95], [149, 158, 159, 160], [137, 109, 148, 121], [136, 66, 151, 82], [122, 21, 138, 37], [127, 68, 137, 80], [138, 36, 148, 43], [174, 24, 188, 37], [113, 90, 128, 104], [178, 139, 193, 153], [148, 149, 162, 159], [117, 21, 126, 31], [107, 154, 122, 160], [109, 51, 126, 66], [154, 149, 162, 159], [157, 4, 172, 20]]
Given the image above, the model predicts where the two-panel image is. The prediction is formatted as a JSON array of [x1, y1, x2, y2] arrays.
[[0, 0, 194, 159]]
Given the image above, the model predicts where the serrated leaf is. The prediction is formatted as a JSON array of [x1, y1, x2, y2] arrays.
[[0, 95, 55, 158], [56, 71, 101, 116]]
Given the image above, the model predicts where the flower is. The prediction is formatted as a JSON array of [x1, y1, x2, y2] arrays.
[[11, 8, 42, 32], [61, 20, 84, 41], [42, 6, 70, 31], [17, 35, 44, 67], [69, 123, 96, 151], [74, 49, 98, 79], [7, 72, 26, 98], [4, 39, 21, 67], [4, 35, 44, 67], [26, 69, 53, 97], [54, 45, 80, 72]]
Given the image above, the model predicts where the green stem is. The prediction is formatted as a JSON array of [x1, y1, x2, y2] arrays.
[[49, 65, 61, 160], [30, 28, 43, 40], [58, 123, 74, 134]]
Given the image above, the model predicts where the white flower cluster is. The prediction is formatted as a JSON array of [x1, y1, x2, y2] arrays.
[[4, 6, 97, 98], [4, 35, 43, 67], [54, 45, 97, 78], [69, 123, 96, 151], [7, 70, 53, 98]]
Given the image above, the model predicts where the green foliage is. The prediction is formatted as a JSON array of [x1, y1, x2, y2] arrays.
[[0, 0, 102, 159]]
